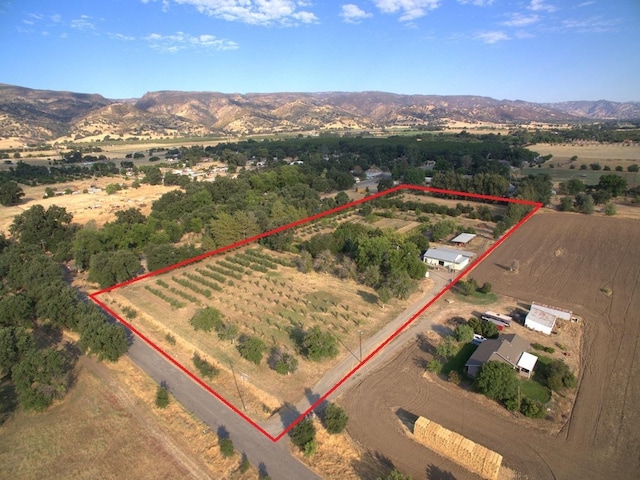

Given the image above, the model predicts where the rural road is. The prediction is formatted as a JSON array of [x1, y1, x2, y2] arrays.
[[126, 335, 322, 480], [121, 267, 451, 477], [260, 268, 452, 436]]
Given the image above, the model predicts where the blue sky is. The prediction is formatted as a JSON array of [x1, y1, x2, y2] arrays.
[[2, 0, 639, 102]]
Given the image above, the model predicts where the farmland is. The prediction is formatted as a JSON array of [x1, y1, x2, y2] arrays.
[[98, 190, 507, 428], [343, 211, 640, 479]]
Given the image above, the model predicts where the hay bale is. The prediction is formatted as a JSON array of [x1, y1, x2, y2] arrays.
[[411, 416, 502, 480]]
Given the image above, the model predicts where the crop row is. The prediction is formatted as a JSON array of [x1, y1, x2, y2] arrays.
[[204, 264, 243, 281], [183, 272, 223, 292], [144, 285, 186, 309], [245, 248, 295, 268], [172, 276, 212, 298], [216, 259, 249, 276], [236, 251, 278, 270]]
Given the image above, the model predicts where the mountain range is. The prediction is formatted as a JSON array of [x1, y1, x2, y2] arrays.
[[1, 84, 639, 144]]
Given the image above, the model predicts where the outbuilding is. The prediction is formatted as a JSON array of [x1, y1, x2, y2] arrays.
[[421, 247, 474, 271], [451, 233, 477, 245], [524, 302, 572, 335]]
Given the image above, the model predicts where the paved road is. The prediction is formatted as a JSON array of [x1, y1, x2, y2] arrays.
[[122, 268, 452, 476], [126, 335, 322, 480]]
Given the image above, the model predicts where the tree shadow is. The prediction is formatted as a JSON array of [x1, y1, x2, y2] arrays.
[[305, 387, 327, 414], [432, 324, 454, 338], [274, 401, 301, 431], [426, 464, 457, 480], [349, 454, 389, 480], [417, 333, 436, 356], [494, 263, 511, 271], [0, 381, 18, 426], [217, 425, 229, 440], [357, 289, 378, 304], [413, 355, 430, 370]]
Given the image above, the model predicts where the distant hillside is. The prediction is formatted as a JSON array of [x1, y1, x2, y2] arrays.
[[0, 84, 638, 144]]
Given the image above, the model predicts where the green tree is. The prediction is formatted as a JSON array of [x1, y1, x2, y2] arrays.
[[219, 437, 235, 458], [376, 470, 413, 480], [10, 205, 74, 253], [322, 403, 348, 434], [289, 418, 316, 451], [155, 384, 170, 408], [190, 307, 224, 333], [454, 324, 474, 343], [143, 166, 163, 185], [520, 398, 545, 418], [0, 181, 25, 206], [597, 174, 627, 197], [302, 326, 339, 361], [88, 250, 141, 288], [576, 194, 595, 215], [237, 335, 266, 365], [404, 167, 425, 186], [474, 361, 519, 405], [559, 196, 574, 212], [436, 336, 458, 359]]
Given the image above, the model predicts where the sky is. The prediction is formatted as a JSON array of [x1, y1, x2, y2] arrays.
[[1, 0, 639, 103]]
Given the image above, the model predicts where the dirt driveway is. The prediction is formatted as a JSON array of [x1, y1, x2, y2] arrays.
[[343, 211, 640, 480]]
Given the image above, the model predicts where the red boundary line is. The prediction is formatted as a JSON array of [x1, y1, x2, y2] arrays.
[[89, 184, 542, 442]]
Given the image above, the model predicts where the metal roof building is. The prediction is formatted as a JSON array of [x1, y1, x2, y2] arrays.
[[421, 247, 474, 271], [451, 233, 477, 244]]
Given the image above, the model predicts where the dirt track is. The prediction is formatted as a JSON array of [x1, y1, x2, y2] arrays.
[[344, 210, 640, 480]]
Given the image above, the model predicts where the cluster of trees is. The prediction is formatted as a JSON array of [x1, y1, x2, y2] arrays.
[[558, 174, 629, 214], [297, 221, 427, 301], [0, 236, 127, 412], [510, 123, 640, 145], [0, 160, 119, 186], [289, 402, 349, 456]]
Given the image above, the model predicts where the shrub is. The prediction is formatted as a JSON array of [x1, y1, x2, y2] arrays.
[[239, 454, 250, 473], [479, 282, 492, 294], [219, 437, 234, 458], [322, 403, 348, 434], [165, 333, 176, 345], [537, 359, 576, 392], [192, 353, 219, 379], [427, 359, 442, 373], [520, 398, 546, 418], [448, 370, 461, 385], [155, 385, 169, 408]]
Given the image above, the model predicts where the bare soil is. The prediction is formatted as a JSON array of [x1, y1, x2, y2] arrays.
[[343, 211, 640, 480]]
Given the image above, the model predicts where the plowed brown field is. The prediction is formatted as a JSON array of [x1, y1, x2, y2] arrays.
[[344, 211, 640, 479]]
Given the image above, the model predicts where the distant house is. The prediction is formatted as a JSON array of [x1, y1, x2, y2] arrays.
[[421, 247, 474, 271], [365, 166, 384, 179], [451, 233, 476, 245], [524, 302, 572, 335], [465, 333, 537, 378]]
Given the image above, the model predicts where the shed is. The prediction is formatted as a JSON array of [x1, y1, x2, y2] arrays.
[[421, 247, 474, 271], [524, 302, 571, 335], [451, 233, 477, 244]]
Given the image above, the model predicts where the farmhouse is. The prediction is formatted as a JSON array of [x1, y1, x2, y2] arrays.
[[451, 233, 477, 245], [525, 302, 572, 335], [465, 333, 537, 378], [421, 247, 474, 271]]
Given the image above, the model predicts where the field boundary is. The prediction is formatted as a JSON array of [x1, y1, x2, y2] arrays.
[[89, 184, 542, 442]]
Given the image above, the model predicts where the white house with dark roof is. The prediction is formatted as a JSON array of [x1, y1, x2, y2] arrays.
[[421, 247, 474, 271]]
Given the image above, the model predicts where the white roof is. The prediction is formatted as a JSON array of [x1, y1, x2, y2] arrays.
[[451, 233, 477, 244], [517, 352, 538, 372], [526, 306, 557, 328], [423, 247, 474, 264], [531, 302, 572, 321]]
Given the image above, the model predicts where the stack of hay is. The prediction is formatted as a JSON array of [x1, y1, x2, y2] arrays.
[[413, 416, 502, 480]]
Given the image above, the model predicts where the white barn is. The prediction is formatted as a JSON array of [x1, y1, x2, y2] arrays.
[[524, 302, 572, 335], [451, 233, 477, 245], [422, 247, 474, 271]]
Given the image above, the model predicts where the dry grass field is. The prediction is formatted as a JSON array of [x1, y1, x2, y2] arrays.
[[531, 142, 640, 167], [0, 354, 257, 480], [344, 211, 640, 480]]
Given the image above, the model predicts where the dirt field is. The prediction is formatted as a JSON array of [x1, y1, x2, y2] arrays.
[[343, 211, 640, 479]]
